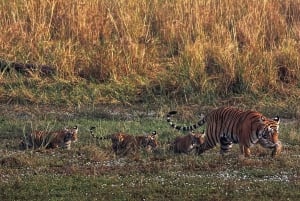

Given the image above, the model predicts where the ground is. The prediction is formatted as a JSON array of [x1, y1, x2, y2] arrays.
[[0, 104, 299, 201]]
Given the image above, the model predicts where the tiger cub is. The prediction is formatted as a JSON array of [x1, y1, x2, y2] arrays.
[[170, 131, 205, 154], [19, 126, 78, 150], [90, 127, 158, 156], [134, 131, 159, 152]]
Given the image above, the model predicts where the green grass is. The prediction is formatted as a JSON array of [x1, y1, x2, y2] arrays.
[[0, 105, 299, 201], [2, 172, 299, 201]]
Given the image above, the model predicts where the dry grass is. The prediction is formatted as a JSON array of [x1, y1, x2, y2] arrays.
[[0, 0, 300, 109]]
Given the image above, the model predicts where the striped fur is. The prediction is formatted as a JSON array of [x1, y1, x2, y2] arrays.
[[170, 131, 205, 154], [19, 126, 78, 150], [90, 127, 158, 156], [167, 107, 282, 157]]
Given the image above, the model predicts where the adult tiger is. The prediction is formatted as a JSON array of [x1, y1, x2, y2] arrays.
[[90, 127, 158, 156], [167, 107, 282, 158], [170, 131, 205, 154], [19, 126, 78, 150]]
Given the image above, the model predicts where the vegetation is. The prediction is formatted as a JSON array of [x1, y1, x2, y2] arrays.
[[0, 107, 300, 201], [0, 0, 300, 200], [0, 0, 299, 113]]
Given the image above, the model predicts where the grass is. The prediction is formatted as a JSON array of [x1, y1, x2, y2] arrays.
[[0, 105, 300, 201], [0, 0, 300, 110], [2, 172, 299, 201], [0, 0, 300, 200]]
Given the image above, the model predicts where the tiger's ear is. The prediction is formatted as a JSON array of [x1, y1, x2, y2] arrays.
[[273, 116, 280, 123], [151, 131, 157, 136], [119, 134, 125, 142], [72, 126, 78, 134]]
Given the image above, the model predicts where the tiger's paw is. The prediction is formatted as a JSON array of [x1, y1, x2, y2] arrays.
[[271, 141, 283, 157]]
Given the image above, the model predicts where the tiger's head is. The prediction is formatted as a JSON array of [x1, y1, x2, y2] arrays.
[[64, 126, 78, 141], [192, 131, 206, 154], [259, 116, 280, 143], [259, 116, 282, 156], [139, 131, 159, 151], [111, 132, 128, 152], [192, 131, 205, 146], [62, 126, 78, 149], [111, 132, 126, 143]]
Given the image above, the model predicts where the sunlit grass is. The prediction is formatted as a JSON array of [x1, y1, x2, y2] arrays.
[[0, 0, 300, 110]]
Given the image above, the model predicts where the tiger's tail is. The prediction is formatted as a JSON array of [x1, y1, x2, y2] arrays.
[[166, 111, 206, 131]]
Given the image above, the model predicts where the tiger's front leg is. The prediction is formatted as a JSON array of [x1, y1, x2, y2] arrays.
[[219, 135, 233, 156], [239, 144, 251, 158]]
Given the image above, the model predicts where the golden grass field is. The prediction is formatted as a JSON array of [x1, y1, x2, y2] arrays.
[[0, 0, 300, 109]]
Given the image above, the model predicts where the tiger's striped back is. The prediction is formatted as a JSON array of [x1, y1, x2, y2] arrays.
[[171, 131, 205, 154], [20, 126, 78, 150], [111, 131, 158, 156], [167, 107, 282, 158], [90, 127, 158, 156], [111, 132, 137, 156]]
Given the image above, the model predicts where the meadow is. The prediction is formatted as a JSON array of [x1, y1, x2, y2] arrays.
[[0, 105, 300, 201], [0, 0, 300, 200]]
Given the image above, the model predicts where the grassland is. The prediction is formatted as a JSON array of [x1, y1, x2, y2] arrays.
[[0, 0, 300, 200], [0, 105, 300, 201], [0, 0, 300, 110]]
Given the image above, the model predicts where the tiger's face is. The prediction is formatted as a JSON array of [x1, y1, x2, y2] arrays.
[[110, 132, 128, 153], [191, 132, 206, 154], [260, 116, 280, 143], [258, 116, 282, 156], [253, 116, 282, 157], [147, 131, 159, 149], [192, 132, 205, 146], [111, 132, 126, 144], [61, 126, 78, 149], [136, 131, 159, 151]]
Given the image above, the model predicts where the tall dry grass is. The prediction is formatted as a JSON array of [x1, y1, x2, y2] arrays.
[[0, 0, 300, 103]]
